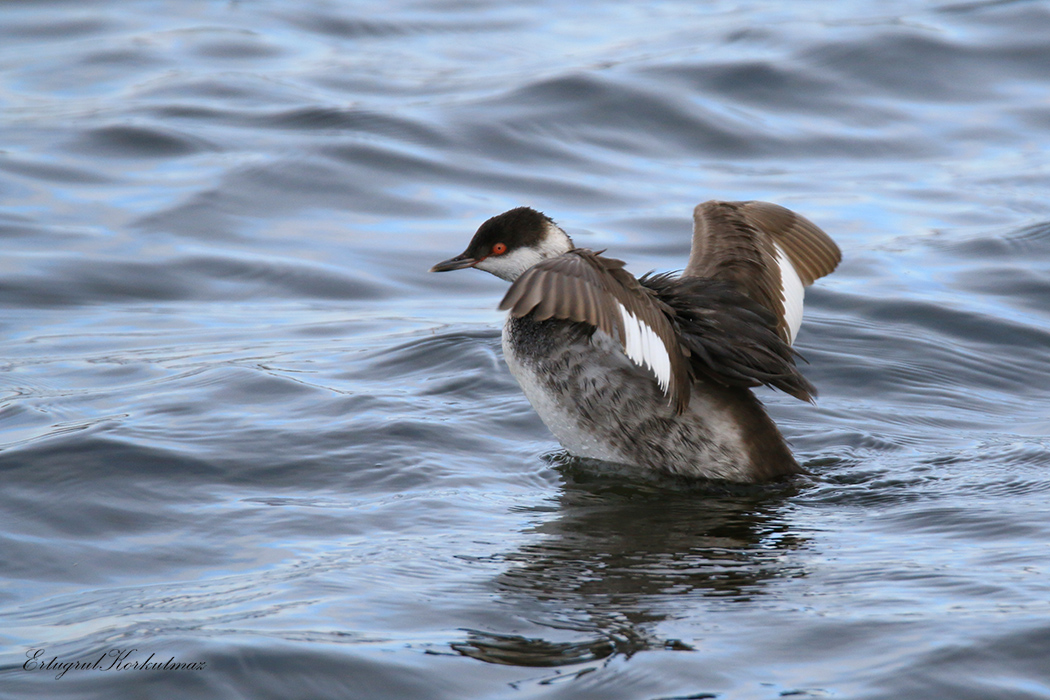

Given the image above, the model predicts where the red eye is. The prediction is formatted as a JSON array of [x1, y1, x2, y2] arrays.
[[492, 242, 507, 255]]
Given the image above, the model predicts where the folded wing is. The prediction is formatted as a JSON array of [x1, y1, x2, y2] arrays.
[[499, 250, 693, 413]]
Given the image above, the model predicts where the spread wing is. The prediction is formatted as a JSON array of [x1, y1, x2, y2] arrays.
[[685, 200, 841, 344], [498, 250, 693, 413]]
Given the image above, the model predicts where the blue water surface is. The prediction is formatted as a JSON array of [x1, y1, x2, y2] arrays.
[[2, 1, 1050, 698]]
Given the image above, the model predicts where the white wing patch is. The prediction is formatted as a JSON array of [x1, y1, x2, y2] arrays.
[[617, 303, 672, 394], [775, 243, 805, 345]]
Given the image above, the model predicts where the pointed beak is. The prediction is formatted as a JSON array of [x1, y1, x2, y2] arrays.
[[430, 253, 478, 272]]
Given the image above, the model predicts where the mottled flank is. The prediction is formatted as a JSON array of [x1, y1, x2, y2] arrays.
[[503, 315, 801, 482]]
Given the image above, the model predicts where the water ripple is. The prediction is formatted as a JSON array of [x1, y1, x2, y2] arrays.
[[4, 1, 1050, 699]]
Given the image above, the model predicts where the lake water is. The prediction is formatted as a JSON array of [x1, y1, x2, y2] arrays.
[[3, 1, 1050, 698]]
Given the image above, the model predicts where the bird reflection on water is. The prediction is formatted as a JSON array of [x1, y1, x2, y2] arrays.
[[449, 454, 807, 670]]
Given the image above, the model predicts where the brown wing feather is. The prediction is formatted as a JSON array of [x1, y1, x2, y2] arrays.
[[685, 200, 841, 341], [500, 252, 623, 339], [736, 201, 841, 285], [498, 250, 692, 413], [641, 272, 817, 403]]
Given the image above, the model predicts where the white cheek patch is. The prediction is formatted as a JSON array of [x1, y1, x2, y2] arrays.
[[618, 304, 672, 394], [775, 243, 805, 345], [476, 247, 544, 282]]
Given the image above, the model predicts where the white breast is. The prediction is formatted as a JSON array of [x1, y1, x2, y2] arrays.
[[500, 321, 629, 464]]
